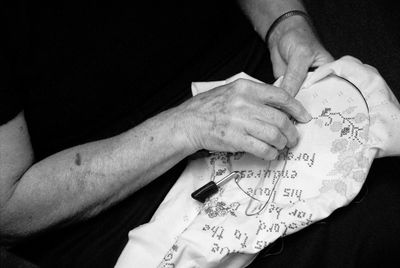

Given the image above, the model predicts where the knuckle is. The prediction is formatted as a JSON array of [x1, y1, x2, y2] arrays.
[[277, 90, 291, 106], [285, 71, 298, 81], [284, 70, 303, 87], [244, 138, 258, 155], [231, 96, 246, 108], [232, 78, 248, 92], [268, 127, 286, 149], [248, 139, 278, 160], [274, 112, 288, 129], [282, 117, 293, 133], [268, 127, 280, 141], [277, 136, 287, 150], [253, 141, 269, 156]]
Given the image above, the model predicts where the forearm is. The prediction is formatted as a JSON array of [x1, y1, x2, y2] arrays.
[[237, 0, 306, 40], [0, 107, 192, 242]]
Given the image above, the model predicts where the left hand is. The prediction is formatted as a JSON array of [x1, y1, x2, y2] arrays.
[[267, 14, 334, 96]]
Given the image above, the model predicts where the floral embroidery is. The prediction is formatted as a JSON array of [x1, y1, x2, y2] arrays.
[[343, 106, 357, 114], [314, 106, 370, 196], [327, 137, 370, 178], [354, 112, 368, 123], [356, 154, 369, 168], [320, 179, 347, 196], [215, 168, 228, 176], [352, 170, 365, 182], [203, 198, 240, 218], [349, 140, 360, 150], [331, 139, 348, 153], [313, 107, 367, 144]]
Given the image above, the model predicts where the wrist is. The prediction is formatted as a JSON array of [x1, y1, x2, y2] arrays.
[[168, 105, 200, 156], [266, 11, 313, 48]]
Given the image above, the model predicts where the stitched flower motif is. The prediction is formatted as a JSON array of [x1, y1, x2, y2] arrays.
[[334, 181, 347, 195], [331, 139, 348, 153], [352, 170, 365, 182], [328, 149, 358, 177], [354, 112, 368, 123], [215, 168, 228, 176], [335, 157, 357, 177], [349, 140, 361, 150], [356, 154, 369, 168], [312, 108, 366, 143], [319, 179, 347, 196], [343, 106, 356, 114], [203, 199, 239, 218]]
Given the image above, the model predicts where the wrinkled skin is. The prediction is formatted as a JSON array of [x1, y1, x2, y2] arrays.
[[268, 15, 334, 96], [178, 78, 312, 160]]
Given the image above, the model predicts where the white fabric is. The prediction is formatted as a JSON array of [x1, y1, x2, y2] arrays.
[[115, 56, 400, 268]]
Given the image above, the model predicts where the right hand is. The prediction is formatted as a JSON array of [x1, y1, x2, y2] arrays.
[[267, 14, 334, 97], [178, 78, 312, 160]]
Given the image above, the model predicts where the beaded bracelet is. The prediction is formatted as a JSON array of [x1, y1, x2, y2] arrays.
[[264, 10, 311, 43]]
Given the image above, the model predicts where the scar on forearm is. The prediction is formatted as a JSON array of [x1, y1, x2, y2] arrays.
[[75, 153, 82, 166]]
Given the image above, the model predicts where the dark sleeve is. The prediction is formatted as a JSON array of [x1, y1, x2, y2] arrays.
[[0, 6, 27, 125], [0, 87, 22, 125]]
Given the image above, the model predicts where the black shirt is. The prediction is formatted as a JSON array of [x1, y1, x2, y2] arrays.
[[2, 3, 272, 267], [1, 2, 254, 160]]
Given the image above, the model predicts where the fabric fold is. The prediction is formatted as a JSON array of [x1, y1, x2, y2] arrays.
[[115, 56, 400, 268]]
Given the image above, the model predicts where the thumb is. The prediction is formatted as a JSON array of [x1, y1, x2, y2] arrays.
[[280, 55, 311, 96]]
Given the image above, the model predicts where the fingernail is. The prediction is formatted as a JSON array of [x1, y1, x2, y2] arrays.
[[303, 111, 312, 122], [268, 150, 278, 160]]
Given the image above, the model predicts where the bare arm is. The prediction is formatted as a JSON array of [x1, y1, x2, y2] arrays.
[[0, 109, 191, 243], [0, 79, 311, 244]]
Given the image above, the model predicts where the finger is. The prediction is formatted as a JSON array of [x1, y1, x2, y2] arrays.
[[251, 105, 299, 148], [281, 53, 312, 96], [244, 121, 287, 150], [312, 49, 334, 67], [240, 135, 278, 160], [245, 80, 312, 123], [270, 46, 287, 79]]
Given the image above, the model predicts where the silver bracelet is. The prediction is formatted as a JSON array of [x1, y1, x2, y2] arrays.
[[265, 10, 311, 43]]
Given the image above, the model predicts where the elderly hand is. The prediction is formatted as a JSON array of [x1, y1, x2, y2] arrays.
[[267, 14, 334, 96], [178, 78, 312, 160]]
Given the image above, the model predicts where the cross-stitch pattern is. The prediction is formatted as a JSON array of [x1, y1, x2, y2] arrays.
[[158, 75, 371, 268], [313, 107, 368, 143], [116, 58, 400, 268]]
